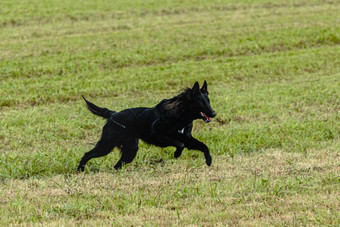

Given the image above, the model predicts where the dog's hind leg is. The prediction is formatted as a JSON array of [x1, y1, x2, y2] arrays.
[[114, 138, 139, 170], [77, 139, 116, 172], [78, 122, 120, 172]]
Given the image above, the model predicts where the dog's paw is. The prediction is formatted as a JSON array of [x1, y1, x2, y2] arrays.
[[205, 155, 212, 166], [174, 150, 182, 158], [77, 165, 85, 172]]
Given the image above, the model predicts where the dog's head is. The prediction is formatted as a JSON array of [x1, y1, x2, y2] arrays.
[[190, 81, 216, 123]]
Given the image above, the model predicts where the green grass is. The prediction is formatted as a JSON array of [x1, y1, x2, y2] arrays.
[[0, 0, 339, 225]]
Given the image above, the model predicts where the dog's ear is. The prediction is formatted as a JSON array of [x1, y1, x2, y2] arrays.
[[201, 80, 208, 93], [192, 81, 200, 94]]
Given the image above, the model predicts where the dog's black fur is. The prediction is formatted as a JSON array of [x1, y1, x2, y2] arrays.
[[77, 81, 216, 172]]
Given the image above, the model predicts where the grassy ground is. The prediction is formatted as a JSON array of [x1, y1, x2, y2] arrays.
[[1, 0, 339, 225]]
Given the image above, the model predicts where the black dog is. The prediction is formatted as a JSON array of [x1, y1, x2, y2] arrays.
[[77, 81, 216, 171]]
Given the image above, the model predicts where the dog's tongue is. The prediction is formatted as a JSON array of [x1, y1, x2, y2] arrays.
[[201, 112, 211, 121]]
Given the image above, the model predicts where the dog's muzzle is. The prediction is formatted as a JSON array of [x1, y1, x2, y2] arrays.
[[200, 111, 216, 123]]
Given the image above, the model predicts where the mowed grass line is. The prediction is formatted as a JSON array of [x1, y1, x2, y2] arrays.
[[1, 45, 339, 107], [1, 0, 339, 225]]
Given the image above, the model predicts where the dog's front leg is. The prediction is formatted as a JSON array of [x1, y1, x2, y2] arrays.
[[151, 120, 184, 151], [182, 136, 212, 166], [174, 146, 184, 158], [156, 133, 185, 151], [174, 124, 193, 158]]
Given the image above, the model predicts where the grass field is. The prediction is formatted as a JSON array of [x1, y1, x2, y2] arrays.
[[1, 0, 339, 225]]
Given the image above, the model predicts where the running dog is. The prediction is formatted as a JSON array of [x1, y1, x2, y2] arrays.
[[77, 81, 216, 171]]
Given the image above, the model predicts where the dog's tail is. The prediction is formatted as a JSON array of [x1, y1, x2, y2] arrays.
[[81, 96, 115, 119]]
